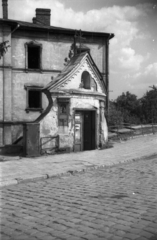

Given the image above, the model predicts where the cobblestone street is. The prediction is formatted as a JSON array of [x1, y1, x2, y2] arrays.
[[1, 155, 157, 240]]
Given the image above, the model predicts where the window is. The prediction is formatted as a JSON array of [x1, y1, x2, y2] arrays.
[[81, 71, 91, 89], [28, 46, 40, 69], [57, 98, 70, 127], [25, 41, 42, 71], [25, 86, 43, 113]]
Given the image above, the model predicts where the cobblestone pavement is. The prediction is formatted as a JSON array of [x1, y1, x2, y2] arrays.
[[1, 155, 157, 240], [0, 135, 157, 187]]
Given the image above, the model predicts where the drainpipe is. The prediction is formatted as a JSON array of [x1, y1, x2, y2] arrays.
[[106, 34, 110, 120], [105, 33, 114, 121]]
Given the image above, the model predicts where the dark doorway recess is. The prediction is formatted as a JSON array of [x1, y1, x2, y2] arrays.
[[83, 111, 95, 150], [74, 110, 96, 152]]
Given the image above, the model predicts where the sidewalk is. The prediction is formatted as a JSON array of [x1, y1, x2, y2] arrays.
[[0, 134, 157, 188]]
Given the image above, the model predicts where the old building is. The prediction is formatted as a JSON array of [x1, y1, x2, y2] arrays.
[[0, 0, 114, 155]]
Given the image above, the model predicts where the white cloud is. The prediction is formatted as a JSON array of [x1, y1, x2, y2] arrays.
[[1, 0, 155, 99], [144, 62, 157, 76], [4, 0, 149, 73], [130, 62, 157, 92], [118, 48, 144, 71]]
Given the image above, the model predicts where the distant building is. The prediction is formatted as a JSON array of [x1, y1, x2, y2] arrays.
[[0, 0, 114, 154]]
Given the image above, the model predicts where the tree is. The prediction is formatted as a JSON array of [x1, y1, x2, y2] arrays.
[[140, 87, 157, 123], [115, 91, 140, 124], [108, 101, 124, 126]]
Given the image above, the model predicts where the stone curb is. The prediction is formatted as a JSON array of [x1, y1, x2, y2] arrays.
[[0, 153, 157, 188]]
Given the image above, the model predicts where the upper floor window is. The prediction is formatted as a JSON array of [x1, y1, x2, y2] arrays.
[[25, 41, 42, 71], [28, 46, 40, 69]]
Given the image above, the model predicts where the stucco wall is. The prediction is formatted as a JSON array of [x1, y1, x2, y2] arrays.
[[0, 25, 107, 146], [11, 36, 104, 72], [40, 94, 108, 152], [11, 37, 71, 70], [12, 72, 52, 121], [10, 35, 104, 124]]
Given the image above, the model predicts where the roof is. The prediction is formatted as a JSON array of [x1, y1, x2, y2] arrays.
[[0, 18, 114, 39], [44, 51, 105, 92]]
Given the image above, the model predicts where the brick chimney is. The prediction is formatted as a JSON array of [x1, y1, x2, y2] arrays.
[[2, 0, 8, 19], [33, 9, 51, 26]]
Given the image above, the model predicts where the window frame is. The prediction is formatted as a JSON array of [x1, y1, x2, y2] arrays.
[[24, 85, 43, 113], [25, 41, 42, 72]]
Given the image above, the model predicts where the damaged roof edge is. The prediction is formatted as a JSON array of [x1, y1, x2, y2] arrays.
[[0, 18, 114, 39]]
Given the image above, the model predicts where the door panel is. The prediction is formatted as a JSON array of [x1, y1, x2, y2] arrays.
[[74, 113, 83, 152]]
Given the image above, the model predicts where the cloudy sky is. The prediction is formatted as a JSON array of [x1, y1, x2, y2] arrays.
[[0, 0, 157, 99]]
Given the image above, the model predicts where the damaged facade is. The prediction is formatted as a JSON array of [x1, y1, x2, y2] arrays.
[[0, 0, 114, 154]]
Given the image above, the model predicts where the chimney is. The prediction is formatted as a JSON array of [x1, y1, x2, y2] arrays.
[[33, 8, 51, 26], [2, 0, 8, 19]]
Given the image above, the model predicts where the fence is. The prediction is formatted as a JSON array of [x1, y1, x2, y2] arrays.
[[108, 123, 157, 141], [40, 135, 59, 155]]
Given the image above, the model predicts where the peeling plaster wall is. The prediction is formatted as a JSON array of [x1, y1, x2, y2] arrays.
[[40, 94, 108, 152]]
